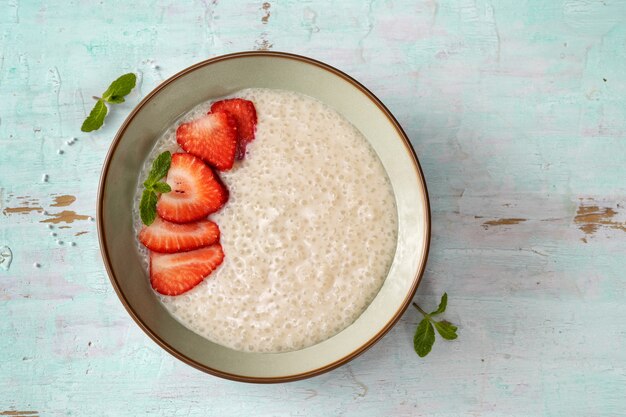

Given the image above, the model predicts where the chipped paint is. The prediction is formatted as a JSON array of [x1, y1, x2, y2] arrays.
[[3, 206, 43, 215], [3, 195, 42, 215], [74, 231, 89, 236], [574, 204, 626, 240], [261, 2, 271, 24], [0, 411, 38, 416], [0, 246, 12, 271], [482, 218, 527, 228], [3, 194, 77, 216], [254, 2, 272, 50], [51, 194, 76, 207], [254, 38, 273, 51], [40, 210, 90, 224]]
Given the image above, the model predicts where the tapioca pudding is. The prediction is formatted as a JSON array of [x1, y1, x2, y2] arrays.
[[135, 88, 398, 353]]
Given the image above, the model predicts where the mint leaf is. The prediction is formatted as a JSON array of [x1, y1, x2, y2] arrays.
[[412, 293, 458, 358], [139, 151, 172, 225], [430, 292, 448, 316], [413, 318, 435, 357], [81, 72, 137, 132], [145, 151, 172, 186], [434, 321, 458, 340], [140, 190, 158, 226], [102, 73, 136, 103], [81, 100, 108, 132], [152, 182, 171, 194]]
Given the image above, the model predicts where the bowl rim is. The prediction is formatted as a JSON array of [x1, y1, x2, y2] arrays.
[[97, 50, 431, 383]]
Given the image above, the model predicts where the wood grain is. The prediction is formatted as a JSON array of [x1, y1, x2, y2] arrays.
[[1, 0, 625, 415]]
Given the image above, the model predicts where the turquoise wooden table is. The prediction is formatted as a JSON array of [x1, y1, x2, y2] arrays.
[[2, 1, 625, 415]]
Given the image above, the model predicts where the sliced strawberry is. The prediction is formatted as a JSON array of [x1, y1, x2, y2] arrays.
[[139, 217, 220, 253], [150, 244, 224, 296], [157, 153, 228, 223], [210, 98, 257, 160], [176, 111, 238, 170]]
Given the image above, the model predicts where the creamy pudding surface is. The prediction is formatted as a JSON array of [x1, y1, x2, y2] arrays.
[[135, 88, 398, 353]]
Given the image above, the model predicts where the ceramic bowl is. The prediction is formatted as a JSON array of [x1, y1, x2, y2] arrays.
[[98, 51, 430, 383]]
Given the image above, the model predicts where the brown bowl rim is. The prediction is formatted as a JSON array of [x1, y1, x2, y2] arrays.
[[97, 51, 431, 383]]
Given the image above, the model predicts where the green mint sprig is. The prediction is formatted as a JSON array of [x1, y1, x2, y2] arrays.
[[81, 73, 137, 132], [140, 151, 172, 226], [413, 293, 458, 357]]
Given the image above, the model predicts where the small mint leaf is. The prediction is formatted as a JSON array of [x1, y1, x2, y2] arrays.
[[140, 189, 157, 226], [140, 152, 171, 225], [81, 100, 107, 132], [152, 182, 171, 194], [413, 318, 435, 357], [430, 292, 448, 316], [102, 73, 136, 103], [145, 151, 171, 186], [434, 320, 458, 340]]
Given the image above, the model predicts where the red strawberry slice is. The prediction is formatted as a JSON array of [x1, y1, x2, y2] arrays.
[[176, 111, 238, 170], [210, 98, 257, 160], [157, 153, 228, 223], [150, 244, 224, 296], [139, 217, 220, 253]]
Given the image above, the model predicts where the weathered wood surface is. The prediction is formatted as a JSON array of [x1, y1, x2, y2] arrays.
[[1, 1, 625, 415]]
